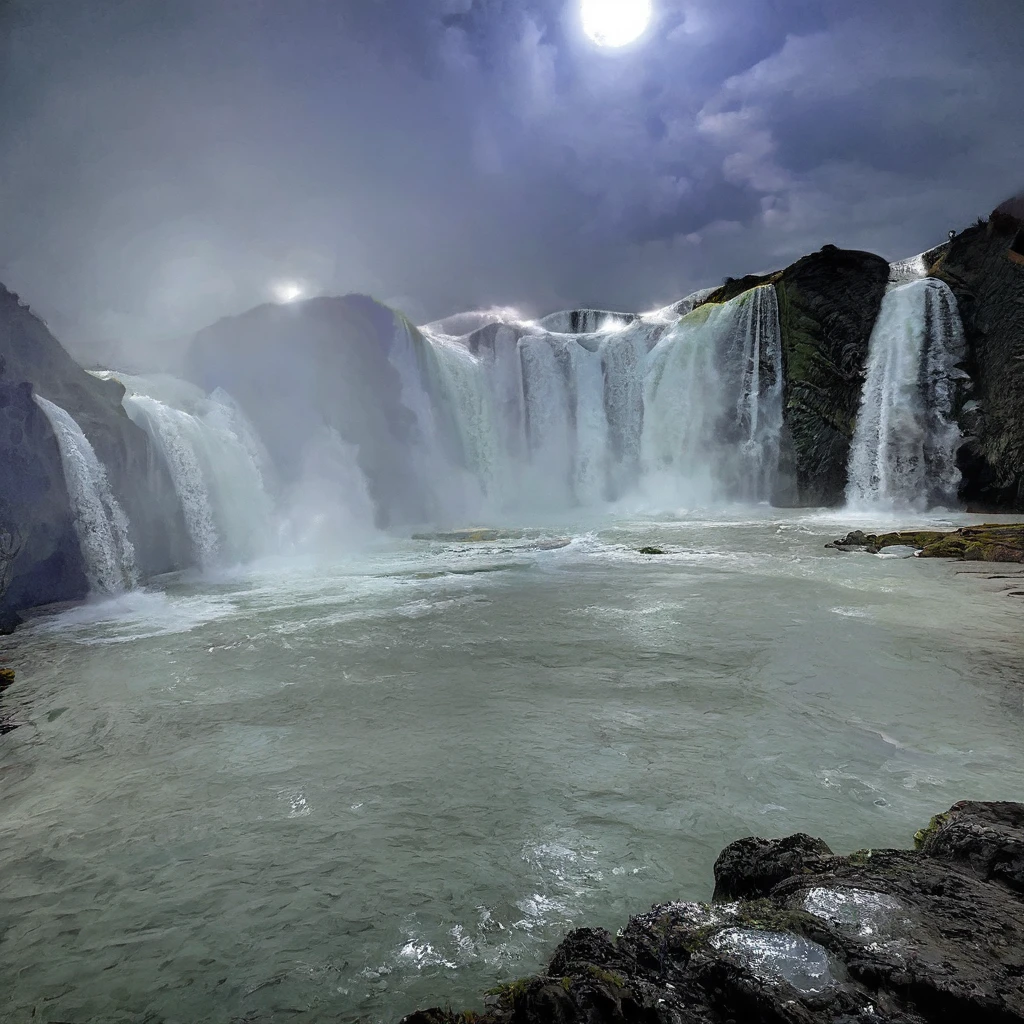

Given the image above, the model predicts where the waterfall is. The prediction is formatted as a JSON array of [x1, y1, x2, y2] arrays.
[[388, 284, 785, 516], [641, 285, 784, 504], [98, 374, 273, 565], [600, 329, 647, 498], [33, 394, 139, 594], [732, 285, 784, 501], [846, 278, 966, 509], [280, 427, 378, 552], [519, 335, 576, 507]]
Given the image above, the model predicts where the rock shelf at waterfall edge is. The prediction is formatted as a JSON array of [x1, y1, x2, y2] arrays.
[[401, 800, 1024, 1024], [827, 523, 1024, 562]]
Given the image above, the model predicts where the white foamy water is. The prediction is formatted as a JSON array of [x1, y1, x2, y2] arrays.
[[3, 508, 1024, 1022], [98, 373, 274, 566], [33, 394, 139, 594], [847, 279, 966, 510]]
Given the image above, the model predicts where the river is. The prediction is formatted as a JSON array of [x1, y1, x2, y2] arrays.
[[2, 508, 1023, 1022]]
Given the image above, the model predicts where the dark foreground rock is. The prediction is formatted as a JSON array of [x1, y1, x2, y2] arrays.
[[401, 801, 1024, 1024], [827, 523, 1024, 562]]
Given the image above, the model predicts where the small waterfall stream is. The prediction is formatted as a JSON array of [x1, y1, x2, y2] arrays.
[[640, 285, 784, 503], [846, 278, 966, 509], [100, 374, 274, 566], [33, 394, 139, 594]]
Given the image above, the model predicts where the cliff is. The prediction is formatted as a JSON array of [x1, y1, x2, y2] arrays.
[[931, 211, 1024, 509], [185, 295, 428, 528], [0, 285, 186, 622], [775, 247, 891, 506]]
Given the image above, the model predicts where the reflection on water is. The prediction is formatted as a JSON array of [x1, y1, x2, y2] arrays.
[[2, 508, 1024, 1022]]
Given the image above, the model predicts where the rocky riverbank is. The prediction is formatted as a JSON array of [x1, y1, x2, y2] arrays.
[[827, 523, 1024, 561], [401, 801, 1024, 1024]]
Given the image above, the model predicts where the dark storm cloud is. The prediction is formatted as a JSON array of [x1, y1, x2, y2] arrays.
[[1, 0, 1023, 359]]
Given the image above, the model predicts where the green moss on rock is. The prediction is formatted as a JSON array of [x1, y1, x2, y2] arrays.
[[829, 524, 1024, 562], [774, 248, 891, 506], [915, 812, 952, 850]]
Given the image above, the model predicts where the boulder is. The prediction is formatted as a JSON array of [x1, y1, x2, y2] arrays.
[[827, 523, 1024, 562], [401, 802, 1024, 1024]]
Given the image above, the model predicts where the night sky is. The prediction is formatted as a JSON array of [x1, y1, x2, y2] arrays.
[[2, 0, 1023, 355]]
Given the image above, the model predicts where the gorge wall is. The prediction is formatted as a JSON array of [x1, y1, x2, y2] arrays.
[[0, 286, 188, 625], [931, 214, 1024, 508]]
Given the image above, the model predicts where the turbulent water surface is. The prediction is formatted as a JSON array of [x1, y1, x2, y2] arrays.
[[3, 509, 1024, 1023]]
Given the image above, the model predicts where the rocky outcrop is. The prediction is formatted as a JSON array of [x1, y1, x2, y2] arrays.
[[186, 294, 427, 528], [774, 247, 891, 506], [827, 523, 1024, 562], [931, 210, 1024, 510], [402, 801, 1024, 1024], [0, 285, 186, 619], [688, 248, 890, 507]]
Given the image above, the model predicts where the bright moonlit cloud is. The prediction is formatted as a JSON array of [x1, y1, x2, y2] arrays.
[[273, 281, 305, 303], [580, 0, 652, 48]]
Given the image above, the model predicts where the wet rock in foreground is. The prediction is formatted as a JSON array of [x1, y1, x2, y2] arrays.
[[401, 801, 1024, 1024], [827, 523, 1024, 562]]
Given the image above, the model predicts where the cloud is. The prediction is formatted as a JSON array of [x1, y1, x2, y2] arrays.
[[1, 0, 1022, 360]]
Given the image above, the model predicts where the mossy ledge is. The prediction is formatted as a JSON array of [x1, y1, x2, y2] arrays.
[[400, 801, 1024, 1024], [827, 523, 1024, 562]]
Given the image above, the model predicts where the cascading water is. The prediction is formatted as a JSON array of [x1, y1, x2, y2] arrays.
[[846, 278, 966, 509], [394, 285, 786, 515], [640, 285, 784, 504], [280, 427, 378, 552], [33, 394, 139, 594], [732, 285, 785, 501], [97, 374, 274, 565]]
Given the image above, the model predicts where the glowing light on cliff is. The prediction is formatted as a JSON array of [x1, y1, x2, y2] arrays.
[[273, 281, 305, 304]]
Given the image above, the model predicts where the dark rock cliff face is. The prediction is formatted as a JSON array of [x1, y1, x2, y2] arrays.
[[774, 248, 890, 507], [186, 294, 427, 528], [0, 285, 186, 618], [403, 801, 1024, 1024], [0, 379, 84, 620], [931, 214, 1024, 510]]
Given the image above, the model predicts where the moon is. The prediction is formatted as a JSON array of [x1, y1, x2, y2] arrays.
[[580, 0, 652, 48]]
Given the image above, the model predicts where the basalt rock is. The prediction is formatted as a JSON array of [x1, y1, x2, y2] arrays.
[[688, 247, 891, 507], [931, 207, 1024, 511], [401, 801, 1024, 1024], [775, 248, 891, 506]]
